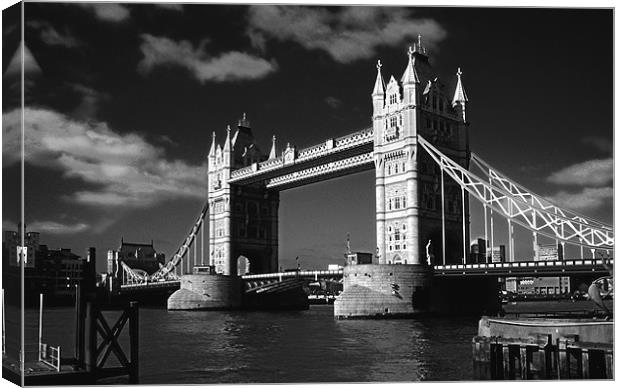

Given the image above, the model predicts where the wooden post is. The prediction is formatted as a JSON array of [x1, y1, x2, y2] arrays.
[[2, 289, 5, 355], [542, 338, 553, 379], [519, 346, 529, 380], [605, 351, 613, 379], [84, 302, 98, 377], [38, 293, 43, 361], [129, 301, 139, 384], [490, 343, 503, 379], [557, 338, 568, 379], [502, 344, 511, 379], [74, 284, 81, 361], [581, 349, 589, 379]]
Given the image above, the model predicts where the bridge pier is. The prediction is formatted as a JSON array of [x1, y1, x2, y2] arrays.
[[334, 264, 432, 319], [334, 264, 501, 319], [167, 272, 242, 310]]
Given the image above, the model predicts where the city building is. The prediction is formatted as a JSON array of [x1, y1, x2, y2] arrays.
[[344, 252, 373, 266], [36, 245, 85, 298], [506, 243, 570, 295], [3, 224, 39, 268], [535, 242, 564, 261], [2, 226, 85, 304], [490, 245, 506, 263], [470, 238, 487, 264], [107, 238, 166, 275]]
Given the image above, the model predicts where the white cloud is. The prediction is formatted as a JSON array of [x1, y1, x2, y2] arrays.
[[247, 6, 447, 63], [79, 3, 130, 23], [27, 20, 81, 48], [581, 136, 612, 154], [3, 107, 206, 208], [28, 221, 90, 234], [325, 96, 342, 109], [137, 34, 277, 82], [547, 158, 613, 187], [155, 3, 183, 11], [70, 83, 109, 119], [547, 187, 613, 212]]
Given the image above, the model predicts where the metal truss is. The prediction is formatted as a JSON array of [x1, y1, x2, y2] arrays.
[[417, 135, 613, 250], [470, 153, 612, 231]]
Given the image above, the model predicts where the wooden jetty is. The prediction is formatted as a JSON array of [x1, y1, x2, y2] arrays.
[[2, 248, 141, 385], [473, 316, 613, 380]]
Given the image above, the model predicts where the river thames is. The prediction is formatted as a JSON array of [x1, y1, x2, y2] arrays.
[[15, 304, 479, 383]]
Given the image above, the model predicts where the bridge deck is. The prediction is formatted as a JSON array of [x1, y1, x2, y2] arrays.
[[433, 258, 612, 277], [118, 259, 612, 291]]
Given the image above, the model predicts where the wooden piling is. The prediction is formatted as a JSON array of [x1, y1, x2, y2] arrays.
[[129, 301, 139, 384], [473, 333, 612, 381]]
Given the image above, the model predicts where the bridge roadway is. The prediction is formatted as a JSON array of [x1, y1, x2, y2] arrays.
[[241, 258, 613, 281], [118, 258, 612, 292]]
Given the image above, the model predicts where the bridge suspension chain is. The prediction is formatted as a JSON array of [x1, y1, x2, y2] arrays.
[[470, 153, 612, 231], [417, 135, 613, 250], [149, 202, 209, 282]]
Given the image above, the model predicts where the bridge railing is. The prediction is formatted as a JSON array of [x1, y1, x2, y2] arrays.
[[433, 258, 613, 271], [242, 269, 343, 280]]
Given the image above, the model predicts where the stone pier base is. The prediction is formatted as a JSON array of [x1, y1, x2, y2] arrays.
[[167, 274, 242, 310], [334, 264, 432, 319]]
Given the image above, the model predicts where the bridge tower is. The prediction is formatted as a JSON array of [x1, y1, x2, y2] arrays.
[[373, 37, 470, 266], [207, 115, 279, 276]]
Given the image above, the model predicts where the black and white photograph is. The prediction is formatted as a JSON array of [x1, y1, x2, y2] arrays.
[[1, 1, 615, 385]]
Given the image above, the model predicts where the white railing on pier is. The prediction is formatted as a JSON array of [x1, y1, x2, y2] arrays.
[[39, 343, 61, 372]]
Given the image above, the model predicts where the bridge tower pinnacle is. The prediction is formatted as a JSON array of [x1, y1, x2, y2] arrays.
[[452, 67, 469, 122], [372, 59, 385, 114]]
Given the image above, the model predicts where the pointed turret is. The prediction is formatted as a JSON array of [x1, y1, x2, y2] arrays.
[[223, 125, 232, 153], [412, 34, 428, 57], [372, 60, 386, 117], [238, 112, 250, 129], [208, 131, 216, 157], [401, 46, 420, 85], [372, 60, 385, 96], [452, 67, 468, 122], [269, 135, 277, 159]]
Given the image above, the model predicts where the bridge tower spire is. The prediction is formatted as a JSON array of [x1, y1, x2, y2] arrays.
[[452, 67, 468, 122], [372, 59, 385, 115], [269, 135, 277, 159]]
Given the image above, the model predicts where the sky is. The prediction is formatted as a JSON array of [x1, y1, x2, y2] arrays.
[[1, 2, 613, 272]]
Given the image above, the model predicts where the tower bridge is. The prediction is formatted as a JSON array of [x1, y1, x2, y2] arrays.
[[115, 37, 613, 317]]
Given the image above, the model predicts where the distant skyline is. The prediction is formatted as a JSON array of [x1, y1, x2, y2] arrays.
[[2, 3, 613, 271]]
